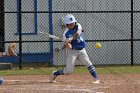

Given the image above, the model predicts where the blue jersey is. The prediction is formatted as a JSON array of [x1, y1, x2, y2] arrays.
[[65, 24, 86, 50]]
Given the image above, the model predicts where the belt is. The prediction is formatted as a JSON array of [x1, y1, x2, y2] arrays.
[[72, 48, 83, 50]]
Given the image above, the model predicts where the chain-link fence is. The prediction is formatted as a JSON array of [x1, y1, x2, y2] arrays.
[[0, 0, 140, 69]]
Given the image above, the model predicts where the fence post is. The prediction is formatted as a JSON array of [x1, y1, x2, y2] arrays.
[[18, 0, 22, 69], [0, 0, 5, 53], [48, 0, 53, 66], [131, 0, 134, 66]]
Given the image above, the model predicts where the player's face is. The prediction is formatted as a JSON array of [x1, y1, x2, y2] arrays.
[[66, 23, 75, 29]]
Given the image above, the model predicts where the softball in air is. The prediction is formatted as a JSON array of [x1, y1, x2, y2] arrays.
[[95, 42, 102, 49]]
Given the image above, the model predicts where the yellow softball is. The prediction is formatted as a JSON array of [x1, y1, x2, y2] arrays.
[[95, 42, 102, 49]]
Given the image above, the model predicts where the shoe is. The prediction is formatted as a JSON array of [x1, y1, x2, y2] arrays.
[[0, 77, 4, 85], [50, 71, 57, 83], [92, 79, 100, 84]]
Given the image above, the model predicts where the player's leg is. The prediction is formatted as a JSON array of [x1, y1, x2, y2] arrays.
[[50, 50, 77, 82], [53, 53, 77, 75], [63, 55, 77, 74], [78, 48, 100, 84]]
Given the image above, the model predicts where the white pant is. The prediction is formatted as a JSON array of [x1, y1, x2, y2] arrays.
[[63, 48, 92, 74]]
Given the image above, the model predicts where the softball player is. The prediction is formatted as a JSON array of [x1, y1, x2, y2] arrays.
[[50, 14, 100, 84]]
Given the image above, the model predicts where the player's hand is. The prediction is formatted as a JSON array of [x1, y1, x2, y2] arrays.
[[66, 37, 73, 43], [65, 42, 72, 49]]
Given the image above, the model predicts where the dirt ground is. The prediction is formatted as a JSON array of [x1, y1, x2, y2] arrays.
[[0, 73, 140, 93]]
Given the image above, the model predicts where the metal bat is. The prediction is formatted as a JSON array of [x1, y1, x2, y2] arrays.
[[39, 31, 68, 42], [39, 32, 59, 39]]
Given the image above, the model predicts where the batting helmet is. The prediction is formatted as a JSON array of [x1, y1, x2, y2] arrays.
[[64, 14, 77, 25]]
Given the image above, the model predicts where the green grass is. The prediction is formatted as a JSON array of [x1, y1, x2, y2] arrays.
[[96, 66, 140, 74], [0, 66, 140, 76], [74, 66, 140, 74]]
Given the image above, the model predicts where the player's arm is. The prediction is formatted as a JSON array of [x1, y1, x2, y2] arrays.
[[64, 31, 81, 49], [61, 28, 72, 49], [66, 29, 82, 43], [72, 29, 81, 39], [67, 24, 82, 42]]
